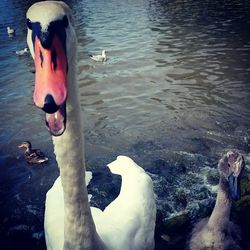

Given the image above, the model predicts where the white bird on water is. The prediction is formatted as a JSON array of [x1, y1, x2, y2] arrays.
[[7, 26, 15, 36], [15, 48, 29, 56], [90, 49, 107, 62], [26, 1, 156, 250]]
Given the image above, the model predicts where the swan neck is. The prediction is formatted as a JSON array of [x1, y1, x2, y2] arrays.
[[52, 54, 105, 250], [208, 178, 231, 229]]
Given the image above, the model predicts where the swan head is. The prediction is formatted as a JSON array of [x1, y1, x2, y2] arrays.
[[26, 1, 76, 136], [218, 150, 245, 200]]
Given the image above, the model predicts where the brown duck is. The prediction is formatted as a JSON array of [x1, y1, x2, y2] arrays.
[[18, 141, 48, 164]]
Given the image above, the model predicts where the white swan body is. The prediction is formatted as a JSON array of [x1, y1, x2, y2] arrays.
[[189, 151, 245, 250], [90, 50, 107, 62], [26, 2, 156, 250], [45, 156, 156, 250]]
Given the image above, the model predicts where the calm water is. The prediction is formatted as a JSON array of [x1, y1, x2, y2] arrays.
[[0, 0, 250, 249]]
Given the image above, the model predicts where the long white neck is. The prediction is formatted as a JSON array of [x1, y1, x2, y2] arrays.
[[208, 177, 231, 229], [52, 51, 105, 250]]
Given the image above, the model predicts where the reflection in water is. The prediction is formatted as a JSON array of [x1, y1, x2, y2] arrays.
[[0, 0, 250, 249]]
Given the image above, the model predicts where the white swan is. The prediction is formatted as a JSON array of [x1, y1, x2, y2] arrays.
[[26, 2, 156, 250], [90, 50, 107, 62], [189, 150, 245, 250]]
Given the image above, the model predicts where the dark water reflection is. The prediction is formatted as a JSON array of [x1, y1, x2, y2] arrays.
[[0, 0, 250, 249]]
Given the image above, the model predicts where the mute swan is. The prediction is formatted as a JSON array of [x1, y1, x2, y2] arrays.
[[18, 141, 48, 164], [26, 1, 156, 250], [189, 150, 245, 250], [90, 50, 107, 62]]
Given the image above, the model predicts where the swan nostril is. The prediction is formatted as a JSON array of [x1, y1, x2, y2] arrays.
[[40, 50, 44, 67], [52, 48, 57, 70], [42, 94, 59, 114]]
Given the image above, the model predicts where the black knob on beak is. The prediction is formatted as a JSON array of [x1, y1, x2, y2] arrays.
[[42, 94, 59, 114], [40, 31, 52, 49]]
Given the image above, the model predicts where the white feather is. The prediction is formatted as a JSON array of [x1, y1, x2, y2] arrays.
[[45, 157, 156, 250]]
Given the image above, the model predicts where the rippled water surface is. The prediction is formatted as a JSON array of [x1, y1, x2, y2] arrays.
[[0, 0, 250, 249]]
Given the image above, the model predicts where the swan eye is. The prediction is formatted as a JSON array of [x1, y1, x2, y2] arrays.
[[27, 18, 32, 30], [62, 16, 68, 28]]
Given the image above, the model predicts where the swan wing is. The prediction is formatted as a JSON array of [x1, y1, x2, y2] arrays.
[[45, 156, 156, 250], [92, 156, 156, 250]]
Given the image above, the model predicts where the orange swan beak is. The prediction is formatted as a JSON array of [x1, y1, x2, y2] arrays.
[[33, 35, 67, 136]]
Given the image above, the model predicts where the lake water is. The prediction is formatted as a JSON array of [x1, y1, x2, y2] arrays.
[[0, 0, 250, 249]]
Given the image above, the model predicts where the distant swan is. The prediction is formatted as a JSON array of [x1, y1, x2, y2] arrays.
[[26, 2, 156, 250], [90, 49, 107, 62], [189, 150, 245, 250]]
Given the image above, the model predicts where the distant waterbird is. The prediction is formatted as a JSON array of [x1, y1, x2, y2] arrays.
[[7, 26, 15, 36], [15, 48, 29, 56], [90, 49, 107, 62], [18, 141, 48, 164]]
